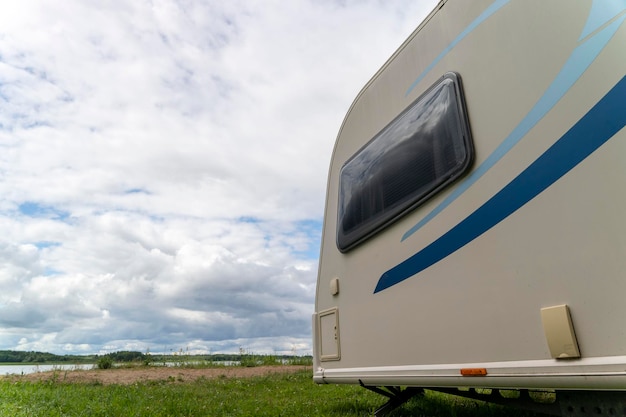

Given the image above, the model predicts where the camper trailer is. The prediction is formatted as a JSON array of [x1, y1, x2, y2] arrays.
[[313, 0, 626, 415]]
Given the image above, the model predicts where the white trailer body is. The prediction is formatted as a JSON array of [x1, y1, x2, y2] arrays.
[[313, 0, 626, 413]]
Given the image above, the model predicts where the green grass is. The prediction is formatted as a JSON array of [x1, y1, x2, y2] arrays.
[[0, 369, 548, 417]]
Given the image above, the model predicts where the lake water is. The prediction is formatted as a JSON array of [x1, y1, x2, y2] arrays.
[[0, 361, 241, 375], [0, 363, 94, 375]]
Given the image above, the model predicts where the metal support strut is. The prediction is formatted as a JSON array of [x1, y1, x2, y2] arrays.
[[359, 380, 424, 417]]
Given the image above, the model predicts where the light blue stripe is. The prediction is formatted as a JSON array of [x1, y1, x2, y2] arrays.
[[402, 13, 626, 242], [405, 0, 511, 97], [579, 0, 626, 40]]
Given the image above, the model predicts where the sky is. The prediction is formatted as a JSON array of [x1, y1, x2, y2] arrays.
[[0, 0, 439, 356]]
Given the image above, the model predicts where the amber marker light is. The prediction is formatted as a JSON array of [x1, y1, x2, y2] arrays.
[[460, 368, 488, 376]]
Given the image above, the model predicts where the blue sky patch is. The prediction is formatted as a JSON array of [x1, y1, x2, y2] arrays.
[[124, 188, 151, 195], [18, 202, 70, 220], [33, 241, 61, 249]]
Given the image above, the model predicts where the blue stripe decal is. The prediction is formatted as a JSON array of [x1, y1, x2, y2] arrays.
[[375, 75, 626, 293], [402, 12, 626, 242], [405, 0, 511, 97], [579, 0, 626, 40]]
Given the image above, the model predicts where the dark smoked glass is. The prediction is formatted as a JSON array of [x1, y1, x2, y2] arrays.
[[337, 73, 473, 252]]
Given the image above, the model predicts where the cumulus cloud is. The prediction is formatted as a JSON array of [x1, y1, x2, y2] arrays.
[[0, 0, 438, 354]]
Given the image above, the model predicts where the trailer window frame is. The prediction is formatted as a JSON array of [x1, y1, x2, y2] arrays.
[[337, 72, 473, 252]]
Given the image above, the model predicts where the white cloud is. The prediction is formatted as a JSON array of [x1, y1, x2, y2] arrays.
[[0, 0, 438, 354]]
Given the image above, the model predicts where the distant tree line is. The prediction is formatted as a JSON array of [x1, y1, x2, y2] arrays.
[[0, 349, 313, 365], [0, 350, 146, 364], [100, 351, 146, 362], [0, 350, 95, 363]]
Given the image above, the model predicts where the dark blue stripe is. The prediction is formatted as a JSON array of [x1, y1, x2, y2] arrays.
[[375, 76, 626, 293]]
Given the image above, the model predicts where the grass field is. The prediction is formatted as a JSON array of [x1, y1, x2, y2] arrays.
[[0, 368, 548, 417]]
